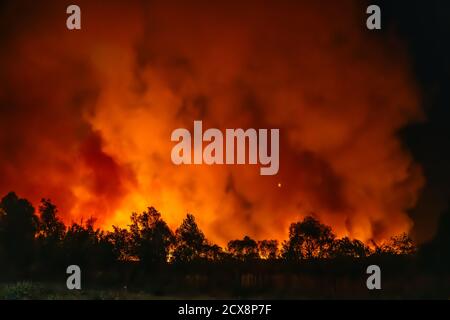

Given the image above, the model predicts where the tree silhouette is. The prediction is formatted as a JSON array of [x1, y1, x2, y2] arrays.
[[63, 218, 101, 268], [332, 237, 371, 258], [105, 226, 133, 261], [173, 214, 210, 262], [36, 199, 66, 268], [0, 190, 431, 295], [387, 233, 416, 255], [228, 236, 259, 261], [0, 192, 39, 270], [129, 207, 174, 266], [38, 199, 65, 241], [203, 244, 225, 261], [282, 216, 335, 260], [258, 240, 279, 260]]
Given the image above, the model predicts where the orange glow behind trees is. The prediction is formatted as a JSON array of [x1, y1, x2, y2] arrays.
[[0, 1, 424, 246]]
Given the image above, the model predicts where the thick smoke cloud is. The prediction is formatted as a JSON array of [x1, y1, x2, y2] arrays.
[[0, 0, 424, 244]]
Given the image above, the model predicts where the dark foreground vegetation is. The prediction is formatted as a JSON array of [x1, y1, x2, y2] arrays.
[[0, 192, 449, 299]]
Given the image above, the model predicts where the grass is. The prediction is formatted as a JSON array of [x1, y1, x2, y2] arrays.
[[0, 282, 193, 300]]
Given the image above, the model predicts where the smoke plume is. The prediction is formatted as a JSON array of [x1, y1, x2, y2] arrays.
[[0, 0, 424, 244]]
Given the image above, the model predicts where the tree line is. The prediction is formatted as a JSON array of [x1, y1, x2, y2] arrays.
[[0, 191, 422, 277]]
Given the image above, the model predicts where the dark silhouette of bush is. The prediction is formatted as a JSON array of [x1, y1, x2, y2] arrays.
[[36, 199, 66, 269], [228, 236, 259, 261], [281, 216, 335, 260], [382, 233, 416, 255], [173, 214, 214, 262], [258, 240, 279, 260], [105, 226, 133, 262], [62, 218, 115, 271], [0, 192, 39, 272], [332, 237, 371, 258], [202, 243, 226, 261], [38, 199, 66, 241], [129, 207, 174, 266]]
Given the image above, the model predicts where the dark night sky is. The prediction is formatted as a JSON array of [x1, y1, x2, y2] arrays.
[[378, 0, 450, 242]]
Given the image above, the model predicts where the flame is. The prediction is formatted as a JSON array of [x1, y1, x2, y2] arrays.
[[0, 0, 424, 245]]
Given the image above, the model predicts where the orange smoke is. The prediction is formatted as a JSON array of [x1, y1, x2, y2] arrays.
[[0, 0, 424, 245]]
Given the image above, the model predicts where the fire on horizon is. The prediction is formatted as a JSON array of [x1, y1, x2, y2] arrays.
[[0, 1, 426, 246]]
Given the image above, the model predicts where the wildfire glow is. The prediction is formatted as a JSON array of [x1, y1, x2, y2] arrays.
[[0, 0, 424, 246]]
